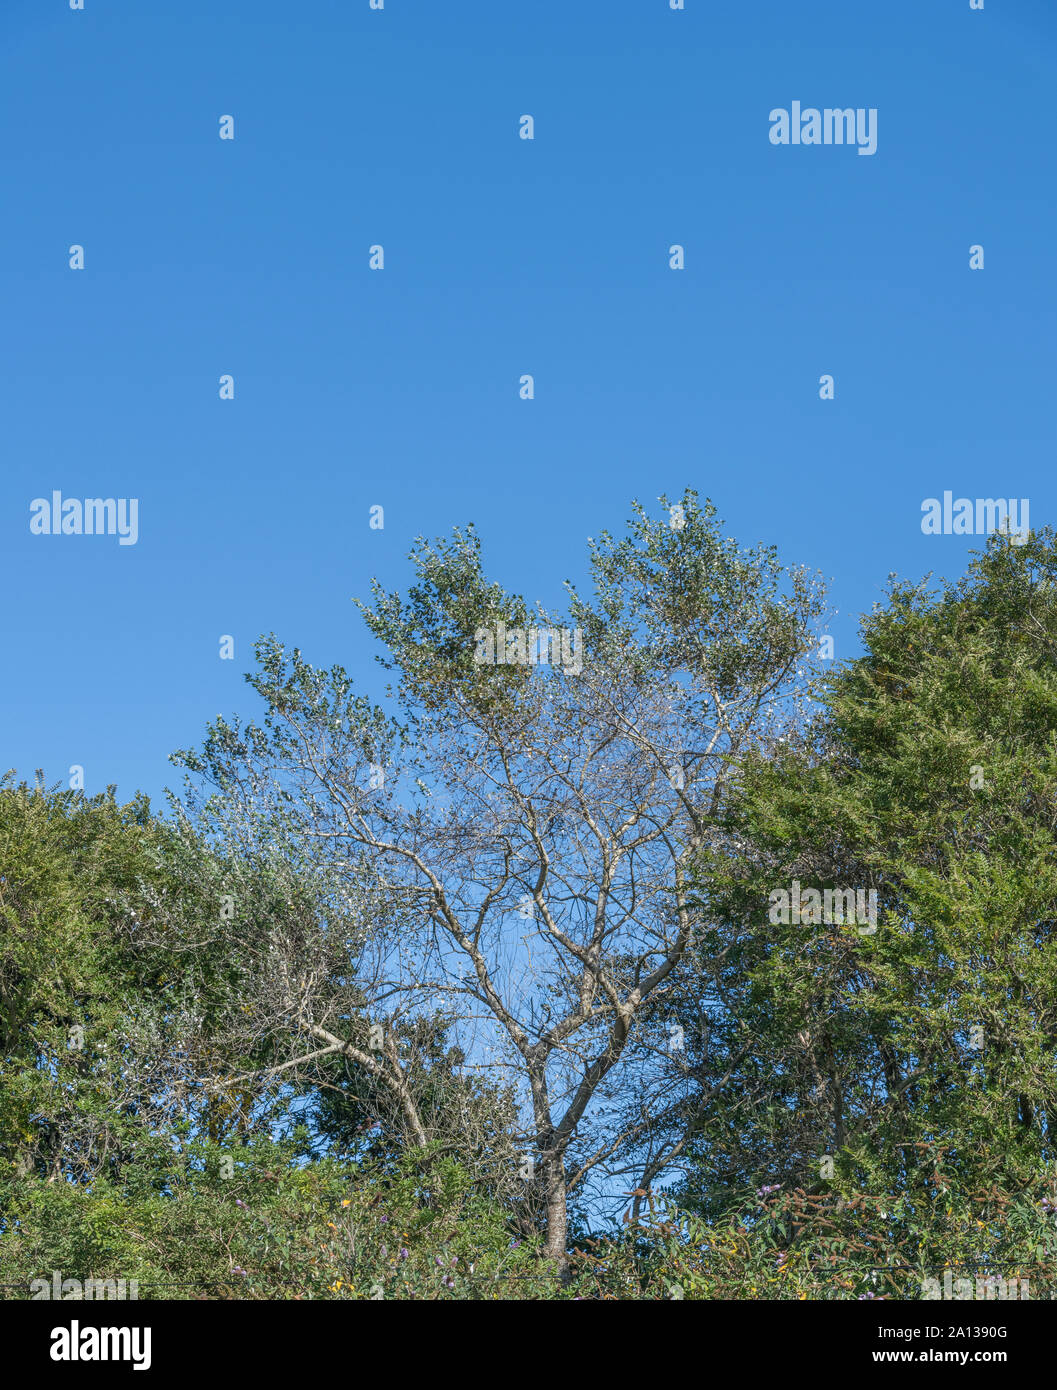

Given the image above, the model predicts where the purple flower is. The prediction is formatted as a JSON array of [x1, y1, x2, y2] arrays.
[[757, 1184, 781, 1198], [380, 1215, 389, 1224], [235, 1199, 248, 1209], [231, 1266, 248, 1277], [435, 1255, 445, 1267], [399, 1248, 409, 1261]]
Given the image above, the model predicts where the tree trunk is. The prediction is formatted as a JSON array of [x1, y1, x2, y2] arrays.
[[541, 1150, 570, 1280]]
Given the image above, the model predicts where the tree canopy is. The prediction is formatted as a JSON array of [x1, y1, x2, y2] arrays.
[[3, 505, 1056, 1300]]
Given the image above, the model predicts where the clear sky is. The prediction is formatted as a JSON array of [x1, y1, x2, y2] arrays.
[[3, 0, 1054, 806]]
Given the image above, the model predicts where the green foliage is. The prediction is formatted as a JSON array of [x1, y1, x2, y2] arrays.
[[1, 1135, 544, 1300], [309, 1015, 520, 1187], [0, 775, 175, 1187], [676, 532, 1057, 1286], [571, 1184, 1057, 1300], [356, 524, 533, 720], [571, 490, 824, 697], [6, 525, 1057, 1299]]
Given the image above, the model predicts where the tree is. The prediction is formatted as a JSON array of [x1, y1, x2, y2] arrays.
[[0, 775, 175, 1190], [0, 777, 539, 1299], [675, 531, 1057, 1279], [172, 491, 824, 1269]]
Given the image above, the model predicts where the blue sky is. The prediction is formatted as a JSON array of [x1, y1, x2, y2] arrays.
[[3, 0, 1054, 806]]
